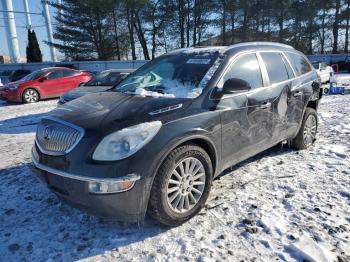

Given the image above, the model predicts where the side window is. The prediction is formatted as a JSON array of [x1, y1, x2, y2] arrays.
[[282, 54, 295, 79], [62, 69, 78, 77], [46, 70, 65, 79], [285, 52, 312, 76], [260, 52, 289, 84], [221, 53, 263, 89]]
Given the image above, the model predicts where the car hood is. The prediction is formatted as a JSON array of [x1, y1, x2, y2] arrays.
[[5, 79, 27, 87], [50, 91, 189, 133], [62, 85, 112, 101]]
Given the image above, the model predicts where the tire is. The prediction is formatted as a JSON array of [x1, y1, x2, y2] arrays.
[[291, 108, 318, 150], [324, 87, 329, 94], [148, 144, 213, 226], [22, 88, 39, 103]]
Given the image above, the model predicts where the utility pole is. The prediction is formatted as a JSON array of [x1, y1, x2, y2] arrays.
[[43, 0, 57, 61], [23, 0, 32, 29], [1, 0, 21, 63]]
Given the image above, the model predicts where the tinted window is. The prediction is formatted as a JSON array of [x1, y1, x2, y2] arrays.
[[62, 69, 78, 77], [260, 52, 289, 84], [21, 69, 47, 81], [312, 62, 319, 70], [86, 71, 126, 86], [285, 52, 312, 76], [47, 70, 65, 79], [221, 53, 263, 89], [282, 54, 295, 79]]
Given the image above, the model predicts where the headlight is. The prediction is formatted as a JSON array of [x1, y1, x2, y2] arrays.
[[8, 84, 19, 90], [92, 121, 162, 161]]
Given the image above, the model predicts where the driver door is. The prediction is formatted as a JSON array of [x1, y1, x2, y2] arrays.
[[216, 52, 273, 170]]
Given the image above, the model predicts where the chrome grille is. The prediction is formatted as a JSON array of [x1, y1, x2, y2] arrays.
[[35, 117, 84, 155]]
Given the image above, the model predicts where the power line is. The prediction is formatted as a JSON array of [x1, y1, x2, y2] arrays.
[[0, 24, 47, 28], [0, 10, 42, 15]]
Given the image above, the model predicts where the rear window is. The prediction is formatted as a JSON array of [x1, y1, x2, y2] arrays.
[[285, 52, 312, 76], [260, 52, 289, 84]]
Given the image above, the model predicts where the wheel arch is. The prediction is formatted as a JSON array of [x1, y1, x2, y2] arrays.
[[21, 87, 41, 102], [306, 100, 318, 111], [154, 134, 219, 180]]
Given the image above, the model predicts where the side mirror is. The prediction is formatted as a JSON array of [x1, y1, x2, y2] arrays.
[[222, 78, 251, 94], [39, 76, 47, 82]]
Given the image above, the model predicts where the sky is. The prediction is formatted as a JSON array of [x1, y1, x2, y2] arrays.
[[0, 0, 57, 61]]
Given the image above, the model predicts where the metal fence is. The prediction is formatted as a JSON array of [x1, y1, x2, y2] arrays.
[[0, 60, 148, 72]]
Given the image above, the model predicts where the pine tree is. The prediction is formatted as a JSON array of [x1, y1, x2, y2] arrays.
[[49, 0, 118, 60], [26, 29, 43, 62]]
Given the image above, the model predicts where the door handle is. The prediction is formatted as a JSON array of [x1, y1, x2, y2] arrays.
[[293, 91, 303, 97], [259, 102, 271, 110]]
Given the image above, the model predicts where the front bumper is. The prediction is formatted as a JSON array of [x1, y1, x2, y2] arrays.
[[31, 148, 149, 221], [0, 89, 21, 102]]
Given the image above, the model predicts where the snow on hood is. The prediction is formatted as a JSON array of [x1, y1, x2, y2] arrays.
[[134, 80, 202, 99], [134, 88, 175, 98]]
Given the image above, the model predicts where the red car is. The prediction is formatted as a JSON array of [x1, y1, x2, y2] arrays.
[[0, 67, 91, 103]]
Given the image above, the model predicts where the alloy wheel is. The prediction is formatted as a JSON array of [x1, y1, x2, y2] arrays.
[[303, 114, 317, 147], [24, 90, 39, 103], [166, 157, 206, 213]]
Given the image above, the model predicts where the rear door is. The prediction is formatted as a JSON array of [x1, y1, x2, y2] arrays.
[[216, 52, 273, 169], [258, 51, 294, 142], [284, 51, 314, 138], [60, 69, 82, 93]]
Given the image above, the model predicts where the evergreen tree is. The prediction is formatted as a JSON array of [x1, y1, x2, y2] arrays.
[[26, 29, 43, 62], [50, 0, 118, 60]]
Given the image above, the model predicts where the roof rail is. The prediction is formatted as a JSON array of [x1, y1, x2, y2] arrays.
[[229, 42, 294, 50]]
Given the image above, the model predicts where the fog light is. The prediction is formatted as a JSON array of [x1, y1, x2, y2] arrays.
[[88, 175, 140, 194]]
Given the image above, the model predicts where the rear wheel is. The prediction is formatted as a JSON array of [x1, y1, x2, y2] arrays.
[[292, 108, 318, 150], [324, 87, 329, 94], [22, 88, 39, 103], [148, 144, 213, 226]]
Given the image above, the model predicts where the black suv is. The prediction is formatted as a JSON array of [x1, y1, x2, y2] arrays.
[[32, 42, 321, 226]]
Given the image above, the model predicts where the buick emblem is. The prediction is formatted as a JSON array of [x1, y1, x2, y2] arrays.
[[43, 126, 53, 140]]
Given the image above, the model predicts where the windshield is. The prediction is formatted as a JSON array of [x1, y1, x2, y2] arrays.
[[85, 71, 126, 86], [115, 53, 221, 99], [312, 62, 319, 69], [21, 69, 47, 81]]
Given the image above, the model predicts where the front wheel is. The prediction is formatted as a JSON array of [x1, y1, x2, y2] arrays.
[[148, 144, 213, 226], [22, 88, 39, 103], [292, 108, 318, 150]]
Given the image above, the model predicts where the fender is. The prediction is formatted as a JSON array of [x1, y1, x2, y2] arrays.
[[152, 130, 220, 180]]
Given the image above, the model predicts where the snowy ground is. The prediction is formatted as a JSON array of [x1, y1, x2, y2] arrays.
[[0, 95, 349, 262]]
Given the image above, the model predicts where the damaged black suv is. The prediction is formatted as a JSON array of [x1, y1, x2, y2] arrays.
[[32, 42, 321, 226]]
